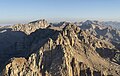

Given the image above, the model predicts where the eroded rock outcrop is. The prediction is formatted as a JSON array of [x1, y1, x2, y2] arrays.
[[0, 19, 49, 72], [12, 19, 49, 34], [1, 23, 120, 76]]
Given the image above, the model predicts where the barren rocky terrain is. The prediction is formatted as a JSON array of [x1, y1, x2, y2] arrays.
[[0, 19, 120, 76]]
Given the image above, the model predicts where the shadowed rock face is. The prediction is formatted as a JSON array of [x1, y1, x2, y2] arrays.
[[0, 19, 49, 72], [0, 20, 120, 76], [80, 20, 120, 65], [0, 29, 27, 72]]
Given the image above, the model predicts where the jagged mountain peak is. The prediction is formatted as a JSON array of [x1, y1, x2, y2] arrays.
[[1, 22, 120, 76], [11, 19, 49, 34], [0, 19, 120, 76], [63, 23, 80, 32], [29, 19, 46, 24], [83, 20, 93, 25]]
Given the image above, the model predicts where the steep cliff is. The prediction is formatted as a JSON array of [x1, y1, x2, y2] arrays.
[[1, 23, 120, 76], [0, 19, 49, 72]]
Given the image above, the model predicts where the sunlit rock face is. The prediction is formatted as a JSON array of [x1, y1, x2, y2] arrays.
[[0, 19, 49, 72], [12, 19, 49, 35], [0, 20, 120, 76]]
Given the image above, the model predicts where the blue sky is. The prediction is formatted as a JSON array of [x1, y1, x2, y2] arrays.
[[0, 0, 120, 25]]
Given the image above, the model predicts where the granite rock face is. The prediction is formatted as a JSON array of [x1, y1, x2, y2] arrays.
[[1, 23, 120, 76], [0, 19, 49, 72], [12, 19, 49, 35], [80, 20, 120, 65]]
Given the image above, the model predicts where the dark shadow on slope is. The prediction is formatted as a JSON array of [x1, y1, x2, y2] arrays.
[[0, 28, 60, 72], [39, 45, 64, 76], [96, 48, 120, 64], [0, 28, 27, 72], [26, 28, 60, 57], [112, 41, 120, 50], [93, 71, 101, 76], [96, 48, 115, 59], [80, 69, 103, 76]]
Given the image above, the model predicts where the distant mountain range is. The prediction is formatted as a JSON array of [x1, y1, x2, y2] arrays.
[[101, 21, 120, 30], [0, 19, 120, 76]]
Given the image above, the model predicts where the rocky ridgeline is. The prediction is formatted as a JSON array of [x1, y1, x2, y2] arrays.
[[80, 20, 120, 42], [11, 19, 49, 34], [0, 19, 49, 73], [0, 23, 120, 76]]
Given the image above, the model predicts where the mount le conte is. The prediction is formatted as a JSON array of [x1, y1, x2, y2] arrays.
[[0, 19, 120, 76]]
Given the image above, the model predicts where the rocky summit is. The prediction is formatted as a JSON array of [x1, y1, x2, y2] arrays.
[[0, 20, 120, 76]]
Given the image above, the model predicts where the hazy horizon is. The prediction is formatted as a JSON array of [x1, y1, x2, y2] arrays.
[[1, 0, 120, 25], [1, 18, 120, 26]]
